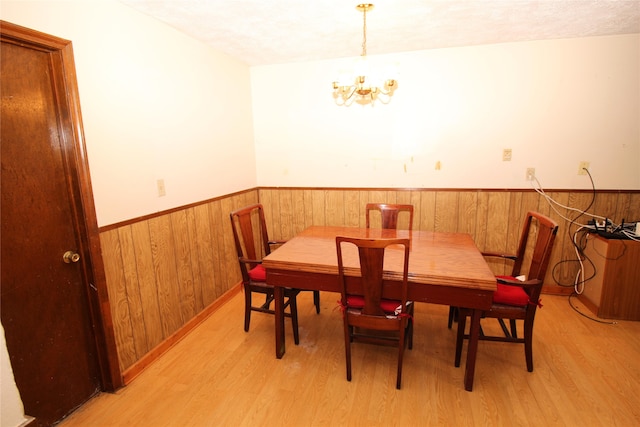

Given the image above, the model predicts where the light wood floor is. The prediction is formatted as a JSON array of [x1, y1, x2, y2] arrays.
[[61, 291, 640, 426]]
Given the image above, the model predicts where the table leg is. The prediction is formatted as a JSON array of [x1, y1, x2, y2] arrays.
[[464, 308, 482, 391], [274, 285, 285, 359]]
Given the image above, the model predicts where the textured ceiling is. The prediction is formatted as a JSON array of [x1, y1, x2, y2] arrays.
[[118, 0, 640, 66]]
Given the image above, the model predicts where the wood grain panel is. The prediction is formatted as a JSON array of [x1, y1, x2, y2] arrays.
[[344, 190, 360, 228], [457, 191, 479, 238], [395, 190, 411, 205], [219, 196, 241, 297], [324, 190, 344, 226], [628, 193, 640, 219], [567, 192, 597, 218], [484, 192, 511, 253], [592, 192, 620, 221], [291, 189, 307, 235], [358, 191, 369, 228], [474, 191, 490, 251], [170, 210, 197, 323], [99, 229, 137, 369], [367, 190, 389, 207], [185, 208, 205, 313], [395, 190, 413, 230], [409, 191, 423, 230], [116, 226, 148, 358], [193, 203, 216, 307], [434, 191, 459, 232], [417, 190, 436, 231], [477, 192, 510, 275], [148, 215, 183, 337], [129, 221, 164, 352], [259, 188, 277, 239], [503, 192, 525, 277], [311, 190, 326, 226], [303, 189, 314, 230], [278, 189, 294, 241]]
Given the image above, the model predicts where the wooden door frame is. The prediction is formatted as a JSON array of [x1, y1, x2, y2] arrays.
[[1, 20, 122, 391]]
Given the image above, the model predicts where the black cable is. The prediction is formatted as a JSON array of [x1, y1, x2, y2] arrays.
[[568, 292, 616, 325], [589, 235, 628, 261], [552, 227, 595, 287]]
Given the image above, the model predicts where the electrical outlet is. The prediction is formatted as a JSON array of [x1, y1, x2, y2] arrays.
[[502, 149, 512, 161], [578, 161, 590, 175], [157, 179, 166, 197], [526, 168, 535, 181]]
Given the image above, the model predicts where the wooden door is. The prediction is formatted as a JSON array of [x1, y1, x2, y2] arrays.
[[1, 21, 121, 426]]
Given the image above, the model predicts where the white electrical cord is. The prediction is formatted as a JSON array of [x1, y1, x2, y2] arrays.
[[533, 174, 639, 292], [573, 226, 587, 294], [621, 229, 640, 241], [530, 176, 607, 227]]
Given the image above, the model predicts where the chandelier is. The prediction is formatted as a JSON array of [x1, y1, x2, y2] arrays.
[[332, 3, 397, 106]]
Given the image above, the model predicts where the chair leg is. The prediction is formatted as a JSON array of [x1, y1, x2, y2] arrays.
[[344, 321, 352, 382], [510, 319, 518, 339], [407, 317, 414, 350], [397, 324, 406, 389], [498, 318, 511, 337], [524, 320, 534, 372], [448, 306, 460, 329], [261, 294, 274, 310], [244, 286, 252, 332], [454, 309, 467, 367], [313, 290, 321, 314], [407, 304, 414, 350], [289, 294, 300, 345]]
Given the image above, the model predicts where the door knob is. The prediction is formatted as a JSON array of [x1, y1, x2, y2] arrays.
[[63, 250, 80, 263]]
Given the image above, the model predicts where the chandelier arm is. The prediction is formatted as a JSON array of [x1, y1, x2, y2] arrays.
[[344, 87, 357, 101], [333, 85, 357, 105]]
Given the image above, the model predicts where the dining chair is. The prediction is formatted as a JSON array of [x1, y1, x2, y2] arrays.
[[336, 236, 414, 389], [451, 211, 558, 372], [365, 203, 414, 230], [230, 204, 320, 344]]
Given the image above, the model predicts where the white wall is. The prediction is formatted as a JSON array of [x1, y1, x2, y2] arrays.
[[2, 0, 257, 227], [1, 325, 28, 427], [252, 34, 640, 190]]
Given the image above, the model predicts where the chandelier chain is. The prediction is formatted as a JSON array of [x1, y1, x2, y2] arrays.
[[361, 7, 367, 57]]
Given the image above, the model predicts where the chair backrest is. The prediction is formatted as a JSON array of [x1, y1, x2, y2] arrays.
[[365, 203, 414, 231], [229, 204, 271, 281], [336, 236, 410, 316], [511, 211, 559, 298]]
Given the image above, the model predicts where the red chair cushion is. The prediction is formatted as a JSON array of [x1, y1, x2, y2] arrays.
[[346, 295, 402, 314], [248, 264, 266, 281], [493, 275, 529, 307]]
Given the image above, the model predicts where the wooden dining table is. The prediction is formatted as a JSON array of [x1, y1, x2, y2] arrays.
[[262, 225, 497, 391]]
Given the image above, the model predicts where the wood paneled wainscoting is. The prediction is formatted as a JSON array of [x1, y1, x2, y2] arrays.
[[99, 189, 260, 381], [98, 187, 640, 382]]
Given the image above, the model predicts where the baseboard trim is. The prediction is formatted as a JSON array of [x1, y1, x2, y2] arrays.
[[542, 285, 573, 296], [121, 283, 242, 385]]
